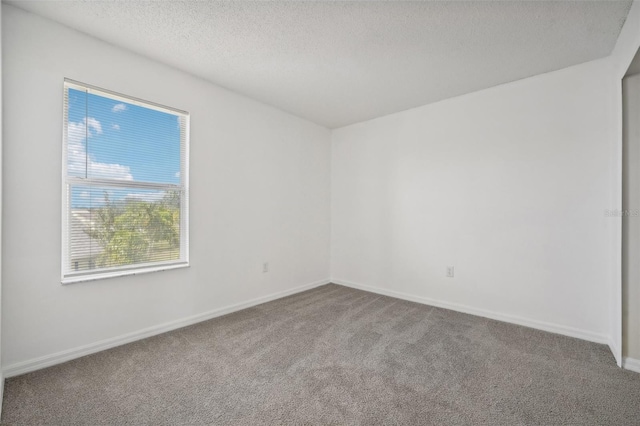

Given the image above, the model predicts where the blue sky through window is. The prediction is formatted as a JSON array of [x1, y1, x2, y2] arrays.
[[68, 88, 182, 208]]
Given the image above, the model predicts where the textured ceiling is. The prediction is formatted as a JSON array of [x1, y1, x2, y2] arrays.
[[7, 1, 633, 128]]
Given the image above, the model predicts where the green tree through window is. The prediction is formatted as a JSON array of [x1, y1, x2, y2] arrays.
[[87, 191, 180, 268]]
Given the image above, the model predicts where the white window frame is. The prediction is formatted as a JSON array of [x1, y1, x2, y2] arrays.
[[61, 79, 190, 284]]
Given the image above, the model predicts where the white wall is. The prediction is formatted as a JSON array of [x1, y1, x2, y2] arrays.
[[0, 1, 4, 410], [331, 58, 615, 342], [2, 5, 331, 370], [623, 73, 640, 362]]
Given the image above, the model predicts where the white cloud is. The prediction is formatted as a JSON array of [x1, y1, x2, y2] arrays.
[[112, 124, 120, 131], [112, 103, 127, 113], [90, 161, 133, 180], [86, 117, 102, 134], [67, 117, 133, 181]]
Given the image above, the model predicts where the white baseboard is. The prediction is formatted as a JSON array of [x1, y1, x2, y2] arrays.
[[332, 278, 609, 345], [3, 279, 330, 378], [609, 339, 622, 367], [622, 357, 640, 374]]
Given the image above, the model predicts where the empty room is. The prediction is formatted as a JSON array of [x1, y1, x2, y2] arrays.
[[1, 0, 640, 424]]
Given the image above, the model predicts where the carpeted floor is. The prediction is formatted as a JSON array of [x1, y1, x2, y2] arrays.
[[2, 284, 640, 425]]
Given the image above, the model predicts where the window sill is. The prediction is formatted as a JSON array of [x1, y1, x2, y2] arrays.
[[62, 261, 190, 285]]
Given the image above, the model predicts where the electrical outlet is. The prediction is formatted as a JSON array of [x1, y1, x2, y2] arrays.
[[263, 262, 269, 273], [446, 266, 454, 278]]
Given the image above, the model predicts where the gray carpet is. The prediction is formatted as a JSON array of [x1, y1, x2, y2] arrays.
[[2, 284, 640, 425]]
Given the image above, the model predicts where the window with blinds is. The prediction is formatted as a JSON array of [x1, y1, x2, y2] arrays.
[[62, 80, 189, 283]]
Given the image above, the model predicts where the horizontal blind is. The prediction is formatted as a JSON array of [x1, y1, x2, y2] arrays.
[[63, 80, 189, 280]]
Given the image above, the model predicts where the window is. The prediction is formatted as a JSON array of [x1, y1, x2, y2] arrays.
[[62, 79, 189, 283]]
